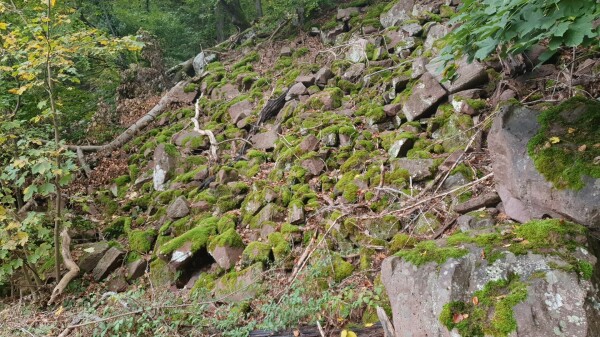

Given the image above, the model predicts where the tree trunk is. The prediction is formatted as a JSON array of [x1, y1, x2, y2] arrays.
[[215, 1, 225, 43], [218, 0, 251, 31], [255, 0, 263, 18]]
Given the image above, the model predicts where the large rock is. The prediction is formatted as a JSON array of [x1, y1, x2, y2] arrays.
[[153, 144, 177, 191], [402, 72, 447, 121], [423, 23, 448, 51], [228, 100, 253, 124], [346, 38, 369, 63], [380, 0, 415, 28], [214, 263, 264, 303], [286, 82, 308, 101], [337, 7, 359, 21], [167, 196, 190, 219], [390, 158, 435, 182], [192, 51, 217, 76], [75, 241, 110, 273], [342, 63, 366, 82], [92, 247, 124, 281], [382, 222, 600, 337], [251, 126, 280, 150], [315, 67, 334, 86], [427, 57, 488, 94], [488, 104, 600, 228]]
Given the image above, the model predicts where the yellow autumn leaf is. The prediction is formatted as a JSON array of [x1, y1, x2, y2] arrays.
[[5, 222, 20, 231], [15, 231, 28, 246], [549, 136, 560, 144], [0, 22, 7, 30], [8, 86, 27, 95], [341, 330, 357, 337], [568, 128, 576, 134], [41, 0, 56, 7], [364, 323, 374, 327], [54, 306, 64, 317]]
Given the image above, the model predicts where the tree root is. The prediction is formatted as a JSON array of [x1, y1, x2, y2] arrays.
[[192, 97, 219, 161], [48, 228, 79, 306]]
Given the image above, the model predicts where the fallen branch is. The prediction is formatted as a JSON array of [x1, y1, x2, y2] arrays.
[[48, 228, 79, 306], [76, 147, 91, 178], [67, 81, 189, 153], [191, 97, 219, 161]]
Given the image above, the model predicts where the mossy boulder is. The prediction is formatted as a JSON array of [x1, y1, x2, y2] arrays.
[[241, 242, 272, 266], [208, 228, 245, 269], [158, 218, 217, 269], [382, 219, 599, 337], [214, 263, 264, 303], [128, 229, 157, 254]]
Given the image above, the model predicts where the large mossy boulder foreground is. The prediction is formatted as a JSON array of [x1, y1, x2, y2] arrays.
[[488, 99, 600, 228], [381, 220, 600, 337]]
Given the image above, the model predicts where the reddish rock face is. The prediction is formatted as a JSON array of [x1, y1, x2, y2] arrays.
[[209, 246, 244, 270], [92, 247, 124, 281], [488, 104, 599, 228], [402, 72, 447, 122]]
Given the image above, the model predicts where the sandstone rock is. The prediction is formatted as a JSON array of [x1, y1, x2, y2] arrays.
[[286, 82, 308, 101], [209, 246, 244, 270], [342, 63, 366, 82], [251, 127, 279, 150], [424, 23, 448, 50], [288, 202, 305, 225], [380, 0, 415, 28], [127, 259, 148, 280], [390, 158, 435, 182], [442, 172, 470, 190], [456, 212, 496, 232], [167, 196, 189, 219], [309, 89, 342, 110], [315, 67, 334, 86], [76, 241, 110, 273], [382, 224, 600, 337], [301, 158, 325, 177], [214, 263, 263, 303], [383, 104, 402, 117], [92, 247, 124, 281], [107, 274, 129, 292], [172, 131, 206, 149], [401, 22, 423, 37], [391, 75, 410, 93], [488, 104, 600, 228], [402, 72, 447, 121], [255, 203, 286, 226], [166, 241, 193, 271], [427, 57, 488, 94], [454, 192, 501, 214], [296, 75, 315, 86], [346, 38, 369, 63], [388, 138, 414, 158], [216, 168, 239, 184], [299, 134, 320, 153], [280, 46, 292, 57], [211, 83, 239, 100], [320, 26, 345, 45], [411, 57, 427, 79], [153, 144, 177, 191], [228, 100, 253, 124], [337, 7, 359, 21]]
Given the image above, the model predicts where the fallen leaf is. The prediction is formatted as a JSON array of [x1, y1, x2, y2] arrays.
[[549, 136, 560, 144], [364, 323, 374, 327], [472, 296, 479, 305], [578, 144, 587, 152], [452, 313, 468, 324], [568, 128, 576, 134], [83, 247, 95, 253], [54, 306, 64, 317], [293, 329, 300, 337]]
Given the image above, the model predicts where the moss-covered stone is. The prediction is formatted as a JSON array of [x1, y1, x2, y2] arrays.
[[104, 217, 132, 239], [268, 232, 291, 263], [149, 258, 174, 286], [242, 241, 272, 266], [128, 229, 157, 253], [528, 97, 600, 190], [208, 228, 244, 251], [159, 220, 217, 257], [395, 240, 468, 266]]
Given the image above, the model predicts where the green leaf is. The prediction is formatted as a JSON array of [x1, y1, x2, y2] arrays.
[[31, 161, 52, 175], [37, 183, 56, 196], [23, 185, 37, 201]]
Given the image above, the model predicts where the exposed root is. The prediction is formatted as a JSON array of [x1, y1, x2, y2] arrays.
[[191, 97, 219, 161], [48, 229, 79, 306]]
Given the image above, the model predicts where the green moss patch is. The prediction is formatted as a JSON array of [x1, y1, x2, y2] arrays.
[[439, 275, 528, 337], [159, 220, 217, 256], [128, 229, 157, 253], [395, 241, 468, 266], [208, 228, 244, 251], [528, 97, 600, 190]]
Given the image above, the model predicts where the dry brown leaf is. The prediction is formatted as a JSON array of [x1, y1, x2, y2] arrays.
[[472, 296, 479, 305]]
